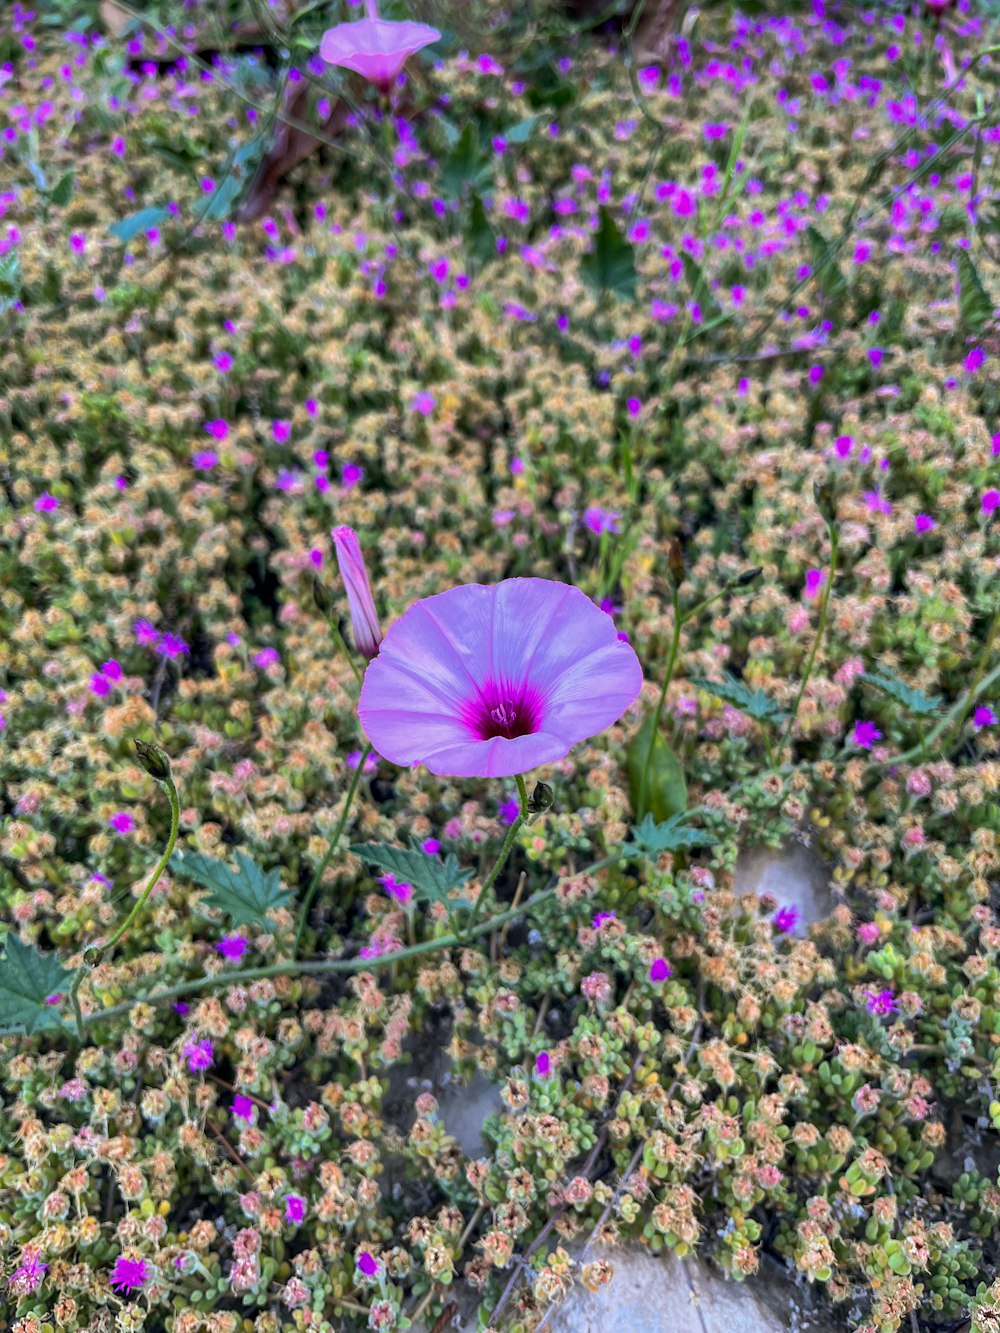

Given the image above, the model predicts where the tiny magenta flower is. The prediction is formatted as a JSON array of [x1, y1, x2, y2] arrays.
[[914, 513, 936, 533], [217, 934, 249, 961], [649, 957, 672, 983], [773, 906, 799, 933], [284, 1194, 306, 1223], [8, 1250, 47, 1295], [356, 1251, 380, 1278], [864, 987, 899, 1018], [421, 838, 440, 854], [109, 812, 135, 834], [379, 873, 413, 904], [109, 1255, 149, 1294], [593, 910, 616, 929], [358, 579, 643, 778], [184, 1038, 214, 1072], [231, 1093, 255, 1123], [803, 568, 825, 599], [34, 492, 59, 512], [974, 705, 997, 729], [331, 527, 384, 662], [535, 1051, 552, 1079], [857, 922, 880, 946], [982, 490, 1000, 516], [853, 720, 882, 750]]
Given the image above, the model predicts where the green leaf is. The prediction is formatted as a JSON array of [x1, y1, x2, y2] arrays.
[[505, 115, 540, 145], [807, 224, 847, 303], [626, 714, 688, 823], [108, 206, 171, 244], [47, 170, 74, 207], [440, 124, 491, 198], [860, 670, 942, 718], [629, 813, 717, 860], [350, 842, 474, 906], [468, 192, 496, 268], [0, 936, 73, 1037], [956, 249, 994, 335], [581, 207, 636, 301], [689, 673, 787, 724], [170, 850, 294, 927], [0, 251, 23, 309], [195, 137, 266, 224]]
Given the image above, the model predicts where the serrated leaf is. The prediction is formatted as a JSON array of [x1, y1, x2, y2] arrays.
[[440, 124, 491, 198], [0, 936, 73, 1037], [581, 207, 636, 300], [956, 249, 994, 335], [807, 224, 847, 303], [629, 813, 717, 860], [468, 192, 496, 268], [860, 670, 942, 718], [350, 842, 474, 905], [689, 673, 787, 724], [170, 850, 293, 927], [626, 714, 688, 823], [108, 206, 171, 244]]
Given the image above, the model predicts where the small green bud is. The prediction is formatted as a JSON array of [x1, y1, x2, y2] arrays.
[[84, 946, 104, 967], [527, 782, 554, 815], [666, 538, 685, 587], [731, 566, 763, 589], [134, 739, 171, 783], [812, 476, 837, 528]]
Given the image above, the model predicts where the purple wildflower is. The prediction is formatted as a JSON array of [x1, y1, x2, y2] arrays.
[[649, 958, 673, 983], [157, 634, 189, 659], [109, 1255, 149, 1294], [592, 910, 616, 929], [421, 838, 441, 855], [183, 1038, 214, 1072], [974, 706, 997, 729], [804, 569, 825, 599], [853, 720, 883, 750], [535, 1050, 552, 1079], [108, 812, 135, 834], [356, 1251, 380, 1278], [583, 507, 621, 536], [982, 490, 1000, 516], [379, 873, 413, 905], [914, 514, 936, 533], [864, 987, 899, 1018], [284, 1194, 306, 1224], [217, 935, 249, 961], [773, 906, 799, 933], [34, 493, 59, 512], [8, 1250, 47, 1295], [231, 1094, 256, 1123]]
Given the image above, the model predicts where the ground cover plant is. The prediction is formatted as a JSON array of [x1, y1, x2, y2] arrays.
[[3, 0, 1000, 1328]]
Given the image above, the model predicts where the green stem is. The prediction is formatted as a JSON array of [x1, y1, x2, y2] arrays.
[[775, 530, 839, 760], [102, 775, 179, 956], [331, 622, 364, 687], [462, 774, 530, 940], [79, 879, 586, 1029], [637, 587, 682, 818], [294, 744, 371, 954], [948, 606, 1000, 748]]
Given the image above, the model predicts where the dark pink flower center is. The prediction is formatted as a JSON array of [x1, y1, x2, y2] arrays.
[[463, 681, 543, 741]]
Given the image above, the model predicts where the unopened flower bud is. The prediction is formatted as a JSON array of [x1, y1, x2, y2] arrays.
[[731, 566, 763, 589], [528, 781, 554, 815], [311, 579, 331, 618], [332, 526, 383, 661], [134, 739, 171, 784], [666, 538, 685, 587], [813, 476, 837, 528], [84, 946, 104, 967]]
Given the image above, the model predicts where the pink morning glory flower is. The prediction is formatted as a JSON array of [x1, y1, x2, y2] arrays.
[[974, 706, 997, 729], [773, 906, 799, 933], [914, 514, 936, 534], [535, 1050, 552, 1079], [649, 958, 672, 983], [217, 934, 249, 961], [231, 1093, 256, 1122], [183, 1038, 214, 1072], [333, 527, 383, 661], [109, 812, 135, 834], [356, 1251, 380, 1278], [358, 579, 643, 778], [34, 493, 59, 512], [285, 1194, 306, 1223], [320, 1, 441, 92], [109, 1255, 149, 1294], [803, 569, 825, 599], [853, 720, 883, 750]]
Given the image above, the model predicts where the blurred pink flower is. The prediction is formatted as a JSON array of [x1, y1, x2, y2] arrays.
[[320, 1, 440, 92]]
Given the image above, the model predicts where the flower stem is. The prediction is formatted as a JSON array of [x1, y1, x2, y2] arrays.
[[775, 529, 839, 760], [948, 605, 1000, 748], [102, 771, 179, 957], [637, 587, 682, 818], [462, 774, 529, 940], [294, 745, 371, 954]]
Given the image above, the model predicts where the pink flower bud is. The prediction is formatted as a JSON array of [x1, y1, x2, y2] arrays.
[[332, 527, 383, 661]]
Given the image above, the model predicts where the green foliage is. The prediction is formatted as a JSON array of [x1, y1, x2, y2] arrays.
[[807, 223, 848, 303], [170, 850, 294, 927], [0, 936, 72, 1037], [861, 670, 943, 718], [108, 206, 171, 244], [956, 249, 994, 335], [0, 251, 22, 314], [628, 813, 717, 859], [581, 206, 636, 300], [439, 124, 492, 198], [626, 715, 688, 823], [689, 673, 787, 724], [350, 842, 475, 906]]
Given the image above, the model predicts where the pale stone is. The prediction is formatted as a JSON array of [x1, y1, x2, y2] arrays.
[[733, 842, 833, 936]]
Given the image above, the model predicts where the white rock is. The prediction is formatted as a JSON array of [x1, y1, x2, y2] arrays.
[[733, 842, 832, 936]]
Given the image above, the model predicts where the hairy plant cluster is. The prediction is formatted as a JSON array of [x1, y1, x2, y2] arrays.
[[3, 0, 1000, 1330]]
